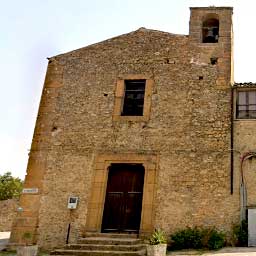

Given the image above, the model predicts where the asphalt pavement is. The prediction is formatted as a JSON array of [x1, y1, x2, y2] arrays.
[[0, 232, 10, 251], [168, 247, 256, 256]]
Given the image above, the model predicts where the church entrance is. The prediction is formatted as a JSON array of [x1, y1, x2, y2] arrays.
[[101, 163, 145, 233]]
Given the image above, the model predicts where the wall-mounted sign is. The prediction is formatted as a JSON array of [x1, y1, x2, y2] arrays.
[[67, 196, 79, 209], [22, 188, 39, 194]]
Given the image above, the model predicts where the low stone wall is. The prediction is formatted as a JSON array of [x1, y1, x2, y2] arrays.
[[0, 199, 18, 231]]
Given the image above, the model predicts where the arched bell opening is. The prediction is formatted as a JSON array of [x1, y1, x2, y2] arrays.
[[202, 17, 219, 43]]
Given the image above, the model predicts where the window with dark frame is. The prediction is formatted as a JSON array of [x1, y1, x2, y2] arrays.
[[121, 79, 146, 116], [237, 91, 256, 119]]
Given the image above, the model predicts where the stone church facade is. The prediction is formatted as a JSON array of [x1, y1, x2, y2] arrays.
[[9, 6, 256, 249]]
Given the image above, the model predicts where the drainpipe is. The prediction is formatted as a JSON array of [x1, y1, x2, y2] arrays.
[[231, 87, 234, 194]]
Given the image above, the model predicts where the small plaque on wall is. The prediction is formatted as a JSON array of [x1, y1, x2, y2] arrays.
[[22, 188, 39, 194]]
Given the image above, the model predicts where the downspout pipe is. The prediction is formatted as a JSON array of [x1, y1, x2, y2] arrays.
[[231, 87, 234, 194]]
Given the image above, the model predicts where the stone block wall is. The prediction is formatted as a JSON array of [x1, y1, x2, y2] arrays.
[[0, 199, 18, 232], [234, 120, 256, 207], [10, 7, 238, 249]]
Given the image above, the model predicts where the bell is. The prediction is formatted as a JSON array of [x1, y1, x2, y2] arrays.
[[205, 28, 216, 43]]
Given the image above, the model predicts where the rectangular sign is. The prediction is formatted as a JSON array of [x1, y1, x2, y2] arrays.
[[22, 188, 39, 194], [67, 196, 79, 209]]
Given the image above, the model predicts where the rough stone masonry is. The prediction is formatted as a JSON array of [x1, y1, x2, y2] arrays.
[[10, 6, 251, 249]]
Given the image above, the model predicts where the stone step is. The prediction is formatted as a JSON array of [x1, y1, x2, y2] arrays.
[[83, 232, 138, 239], [65, 243, 146, 251], [51, 249, 146, 256], [78, 237, 143, 245]]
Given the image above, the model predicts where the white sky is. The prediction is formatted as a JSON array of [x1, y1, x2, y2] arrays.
[[0, 0, 255, 179]]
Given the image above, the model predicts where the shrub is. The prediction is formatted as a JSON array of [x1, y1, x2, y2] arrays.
[[170, 227, 203, 249], [22, 232, 33, 246], [170, 227, 226, 250], [232, 220, 248, 246], [0, 172, 23, 200], [149, 229, 167, 245], [206, 229, 226, 250]]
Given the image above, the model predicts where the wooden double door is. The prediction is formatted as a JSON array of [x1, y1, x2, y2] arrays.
[[101, 164, 145, 233]]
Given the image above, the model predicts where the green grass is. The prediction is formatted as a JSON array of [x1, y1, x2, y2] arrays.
[[0, 251, 16, 256]]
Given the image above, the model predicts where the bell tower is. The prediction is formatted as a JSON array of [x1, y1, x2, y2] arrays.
[[189, 7, 234, 86]]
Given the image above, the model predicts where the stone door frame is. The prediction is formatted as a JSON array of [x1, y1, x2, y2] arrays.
[[85, 153, 158, 235]]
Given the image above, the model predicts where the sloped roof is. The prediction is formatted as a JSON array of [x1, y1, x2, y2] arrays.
[[52, 27, 188, 58]]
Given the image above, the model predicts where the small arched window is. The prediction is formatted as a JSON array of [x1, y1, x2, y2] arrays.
[[202, 18, 219, 43]]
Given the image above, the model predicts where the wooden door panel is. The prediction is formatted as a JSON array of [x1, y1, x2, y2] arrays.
[[101, 192, 123, 232], [102, 164, 144, 233], [123, 192, 143, 232]]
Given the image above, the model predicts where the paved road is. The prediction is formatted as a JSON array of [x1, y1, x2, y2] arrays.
[[0, 232, 10, 251], [168, 247, 256, 256]]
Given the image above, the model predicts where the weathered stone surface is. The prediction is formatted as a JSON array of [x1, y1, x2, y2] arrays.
[[233, 120, 256, 206], [51, 235, 146, 256], [10, 6, 240, 250], [147, 244, 167, 256], [16, 245, 38, 256], [0, 199, 18, 232]]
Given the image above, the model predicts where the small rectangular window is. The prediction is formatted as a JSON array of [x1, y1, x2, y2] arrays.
[[237, 91, 256, 119], [121, 80, 146, 116], [113, 75, 153, 121]]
